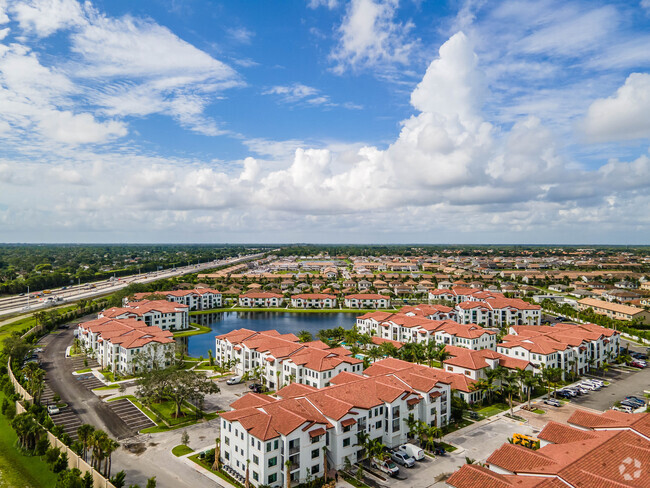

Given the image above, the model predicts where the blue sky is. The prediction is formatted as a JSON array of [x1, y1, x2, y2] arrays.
[[0, 0, 649, 244]]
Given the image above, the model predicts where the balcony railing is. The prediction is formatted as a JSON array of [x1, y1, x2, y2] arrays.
[[289, 445, 300, 455]]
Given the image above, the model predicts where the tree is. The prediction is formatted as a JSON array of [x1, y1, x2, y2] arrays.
[[322, 446, 329, 482], [212, 438, 221, 471], [521, 372, 539, 410], [146, 477, 157, 488], [55, 468, 84, 488], [181, 430, 190, 446], [285, 459, 292, 488], [104, 438, 120, 478], [297, 330, 313, 343], [3, 334, 30, 362], [82, 471, 93, 488], [110, 471, 127, 488], [77, 424, 95, 462]]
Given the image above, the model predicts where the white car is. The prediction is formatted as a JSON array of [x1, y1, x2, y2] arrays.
[[47, 405, 60, 415]]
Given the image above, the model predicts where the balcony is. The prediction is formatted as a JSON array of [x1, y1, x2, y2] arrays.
[[289, 445, 300, 455]]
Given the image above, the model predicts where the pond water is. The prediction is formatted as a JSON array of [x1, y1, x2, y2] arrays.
[[183, 311, 359, 358]]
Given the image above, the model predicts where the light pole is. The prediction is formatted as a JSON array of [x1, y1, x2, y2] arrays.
[[26, 285, 30, 310]]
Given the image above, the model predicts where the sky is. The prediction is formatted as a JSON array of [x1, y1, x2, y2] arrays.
[[0, 0, 649, 245]]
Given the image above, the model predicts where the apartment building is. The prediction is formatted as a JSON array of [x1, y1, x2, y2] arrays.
[[99, 299, 189, 330], [429, 288, 542, 326], [133, 288, 222, 310], [220, 357, 452, 486], [238, 292, 285, 308], [496, 323, 620, 378], [290, 293, 337, 309], [447, 410, 650, 488], [400, 304, 457, 321], [215, 329, 363, 389], [356, 312, 497, 351], [76, 317, 175, 374], [344, 294, 391, 309], [577, 297, 650, 323]]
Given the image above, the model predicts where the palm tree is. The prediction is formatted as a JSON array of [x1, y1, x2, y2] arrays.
[[104, 438, 120, 478], [91, 430, 109, 471], [77, 424, 95, 462], [404, 413, 419, 440], [284, 459, 292, 488], [212, 438, 221, 471], [470, 378, 490, 404], [297, 330, 313, 343], [425, 341, 438, 367], [245, 459, 250, 488], [502, 378, 518, 416], [367, 347, 381, 363], [521, 372, 539, 410], [355, 431, 370, 459], [22, 362, 43, 402], [436, 344, 451, 363]]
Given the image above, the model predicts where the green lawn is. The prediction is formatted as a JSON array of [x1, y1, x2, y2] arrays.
[[92, 384, 120, 391], [532, 408, 545, 414], [474, 403, 510, 417], [188, 454, 244, 488], [172, 444, 194, 457], [75, 368, 92, 374], [0, 393, 58, 488], [172, 323, 213, 338]]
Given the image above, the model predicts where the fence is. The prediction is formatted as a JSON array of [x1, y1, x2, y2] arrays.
[[7, 357, 33, 402], [9, 359, 116, 488]]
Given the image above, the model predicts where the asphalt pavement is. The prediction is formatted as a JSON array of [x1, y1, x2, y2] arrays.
[[41, 326, 135, 439]]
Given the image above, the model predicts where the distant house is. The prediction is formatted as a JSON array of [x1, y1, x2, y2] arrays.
[[290, 293, 337, 309], [344, 294, 391, 309], [577, 298, 650, 323], [238, 292, 284, 308]]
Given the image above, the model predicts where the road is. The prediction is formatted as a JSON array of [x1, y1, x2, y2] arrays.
[[0, 252, 268, 317], [41, 325, 135, 439]]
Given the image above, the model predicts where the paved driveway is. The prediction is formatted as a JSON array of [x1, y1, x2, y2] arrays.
[[387, 417, 537, 488]]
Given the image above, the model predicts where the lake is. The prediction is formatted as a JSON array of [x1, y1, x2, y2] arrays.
[[183, 311, 359, 358]]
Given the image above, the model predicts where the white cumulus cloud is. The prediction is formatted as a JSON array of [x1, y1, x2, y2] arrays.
[[582, 73, 650, 142]]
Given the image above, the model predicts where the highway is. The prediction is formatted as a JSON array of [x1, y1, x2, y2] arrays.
[[0, 252, 267, 318]]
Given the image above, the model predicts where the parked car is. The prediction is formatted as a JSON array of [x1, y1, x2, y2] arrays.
[[398, 443, 424, 461], [249, 383, 265, 393], [544, 398, 561, 407], [391, 450, 416, 468], [226, 375, 243, 385], [623, 397, 644, 408], [630, 360, 646, 369], [620, 400, 640, 410], [631, 352, 648, 360], [433, 447, 446, 456], [371, 458, 400, 477], [626, 396, 646, 405], [556, 390, 572, 399], [47, 405, 59, 415], [613, 405, 634, 414]]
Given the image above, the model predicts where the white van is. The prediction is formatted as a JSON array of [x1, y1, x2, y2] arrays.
[[398, 443, 424, 461], [226, 375, 243, 385]]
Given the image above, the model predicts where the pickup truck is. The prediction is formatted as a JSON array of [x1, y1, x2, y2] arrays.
[[371, 458, 399, 477]]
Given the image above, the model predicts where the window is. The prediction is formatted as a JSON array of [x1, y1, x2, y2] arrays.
[[312, 449, 319, 459], [268, 474, 277, 484], [225, 452, 230, 460], [253, 455, 259, 465], [268, 457, 277, 467], [274, 440, 279, 450], [343, 437, 351, 447], [253, 471, 259, 481], [266, 442, 272, 452], [311, 464, 320, 475], [343, 425, 351, 433], [251, 438, 254, 447], [224, 437, 230, 446]]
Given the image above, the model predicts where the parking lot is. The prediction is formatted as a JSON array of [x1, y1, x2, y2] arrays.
[[381, 417, 538, 488], [197, 379, 250, 412], [107, 398, 156, 432], [50, 408, 82, 441], [75, 373, 106, 390], [564, 365, 650, 411]]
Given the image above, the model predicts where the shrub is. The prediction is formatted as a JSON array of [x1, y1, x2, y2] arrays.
[[45, 446, 61, 465], [53, 452, 69, 473], [35, 436, 50, 456]]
